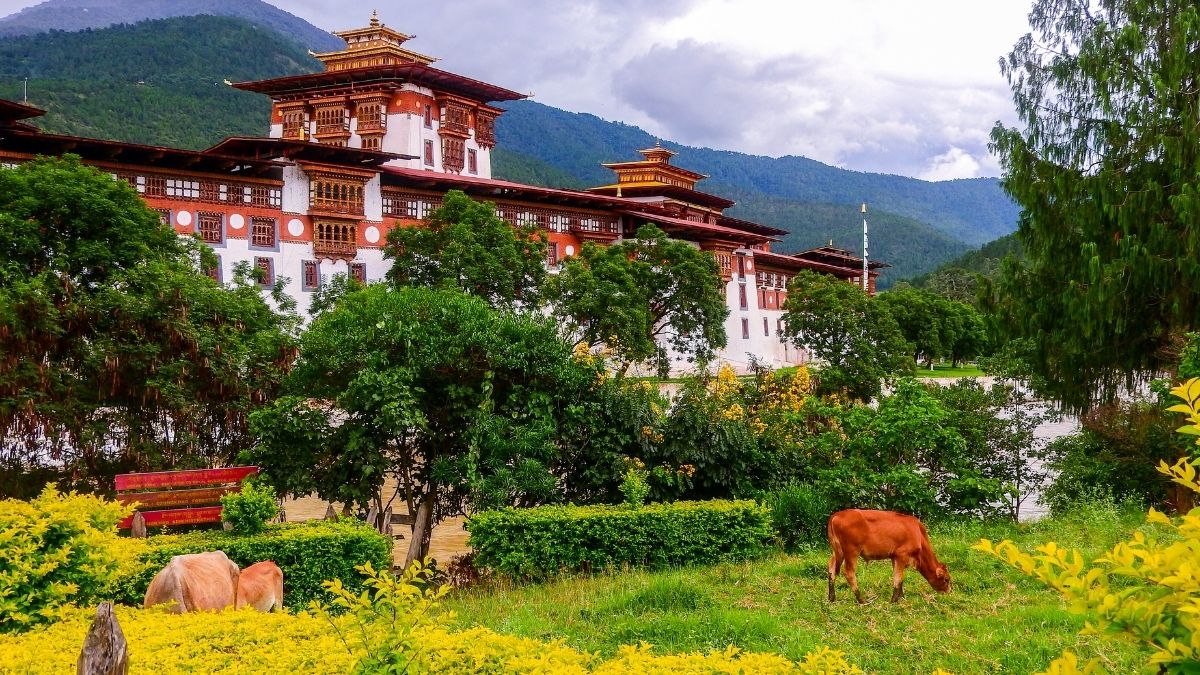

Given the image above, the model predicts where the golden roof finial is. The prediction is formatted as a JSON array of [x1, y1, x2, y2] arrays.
[[370, 10, 380, 28], [654, 138, 661, 148]]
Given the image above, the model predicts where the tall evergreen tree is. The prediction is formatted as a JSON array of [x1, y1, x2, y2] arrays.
[[990, 0, 1200, 411]]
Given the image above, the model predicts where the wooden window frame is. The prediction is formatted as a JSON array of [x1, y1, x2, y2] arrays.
[[254, 256, 274, 287], [741, 318, 750, 340], [350, 262, 367, 284], [423, 139, 435, 166], [467, 148, 478, 174], [251, 217, 277, 249], [196, 211, 223, 244], [302, 260, 319, 290]]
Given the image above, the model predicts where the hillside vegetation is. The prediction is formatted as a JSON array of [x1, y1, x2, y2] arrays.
[[495, 100, 1019, 246], [0, 15, 318, 149], [0, 0, 342, 50]]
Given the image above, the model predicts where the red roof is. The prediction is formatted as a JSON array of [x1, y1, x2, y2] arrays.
[[588, 183, 735, 210], [0, 99, 45, 123], [620, 210, 776, 245], [754, 249, 859, 277], [205, 137, 416, 166], [379, 166, 633, 209], [232, 63, 526, 103]]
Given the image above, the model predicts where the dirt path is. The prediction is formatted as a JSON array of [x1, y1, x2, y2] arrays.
[[283, 491, 471, 568]]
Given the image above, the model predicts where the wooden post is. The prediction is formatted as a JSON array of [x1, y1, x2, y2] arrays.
[[278, 506, 287, 523], [324, 504, 336, 520], [77, 602, 128, 675], [365, 505, 379, 532], [382, 506, 393, 536], [129, 512, 146, 539]]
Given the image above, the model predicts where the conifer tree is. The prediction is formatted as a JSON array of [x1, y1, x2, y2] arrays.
[[990, 0, 1200, 411]]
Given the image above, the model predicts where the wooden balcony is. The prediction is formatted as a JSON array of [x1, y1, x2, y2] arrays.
[[313, 221, 357, 258]]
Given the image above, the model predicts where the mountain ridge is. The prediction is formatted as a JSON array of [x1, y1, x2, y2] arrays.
[[0, 0, 343, 51]]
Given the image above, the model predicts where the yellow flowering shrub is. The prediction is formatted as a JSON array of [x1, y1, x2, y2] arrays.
[[974, 378, 1200, 674], [0, 559, 866, 674], [0, 486, 142, 633]]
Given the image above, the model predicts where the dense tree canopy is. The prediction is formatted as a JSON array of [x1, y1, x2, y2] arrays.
[[0, 156, 296, 493], [551, 224, 728, 376], [248, 285, 639, 562], [383, 190, 549, 310], [781, 270, 911, 400], [990, 0, 1200, 411], [878, 288, 988, 367]]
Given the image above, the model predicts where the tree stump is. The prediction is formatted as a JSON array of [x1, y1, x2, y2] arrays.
[[77, 602, 128, 675], [129, 512, 146, 539]]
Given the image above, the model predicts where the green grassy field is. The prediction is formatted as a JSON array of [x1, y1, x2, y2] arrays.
[[446, 503, 1152, 674], [912, 363, 986, 379]]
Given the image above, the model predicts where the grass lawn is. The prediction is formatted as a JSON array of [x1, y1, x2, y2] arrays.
[[912, 363, 986, 378], [446, 504, 1153, 674]]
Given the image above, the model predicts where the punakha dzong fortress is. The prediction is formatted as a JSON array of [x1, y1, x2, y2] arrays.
[[0, 13, 885, 374]]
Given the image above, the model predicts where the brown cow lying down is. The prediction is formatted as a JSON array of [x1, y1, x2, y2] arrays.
[[827, 509, 951, 604], [236, 561, 284, 612], [143, 551, 240, 613]]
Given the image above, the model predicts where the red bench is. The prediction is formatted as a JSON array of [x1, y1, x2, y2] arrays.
[[116, 466, 258, 534]]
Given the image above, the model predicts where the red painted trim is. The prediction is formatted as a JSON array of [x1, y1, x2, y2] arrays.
[[118, 506, 224, 529], [115, 466, 258, 491]]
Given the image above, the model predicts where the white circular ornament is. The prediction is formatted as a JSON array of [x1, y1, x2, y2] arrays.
[[287, 219, 305, 237], [364, 226, 381, 244], [228, 214, 245, 230], [564, 245, 575, 256], [176, 211, 192, 227]]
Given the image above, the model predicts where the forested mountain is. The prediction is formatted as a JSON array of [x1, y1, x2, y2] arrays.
[[902, 233, 1023, 303], [0, 0, 342, 50], [0, 16, 318, 149], [495, 101, 1019, 247], [0, 11, 1018, 284]]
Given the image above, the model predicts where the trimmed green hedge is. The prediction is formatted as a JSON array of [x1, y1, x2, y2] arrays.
[[467, 500, 773, 579], [111, 519, 392, 609]]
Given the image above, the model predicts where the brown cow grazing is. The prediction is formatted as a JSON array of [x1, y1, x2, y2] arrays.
[[827, 509, 950, 604], [235, 561, 284, 612], [143, 551, 240, 613]]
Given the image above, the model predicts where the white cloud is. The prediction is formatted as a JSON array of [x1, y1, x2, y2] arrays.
[[919, 147, 983, 181]]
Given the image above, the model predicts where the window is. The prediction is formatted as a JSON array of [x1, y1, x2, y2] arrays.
[[314, 221, 357, 257], [251, 217, 276, 248], [282, 109, 306, 138], [361, 135, 382, 151], [736, 254, 746, 279], [467, 148, 478, 174], [777, 319, 784, 334], [442, 138, 465, 172], [302, 260, 319, 290], [314, 106, 349, 134], [254, 256, 274, 287], [546, 242, 559, 268], [145, 175, 166, 197], [350, 262, 367, 284], [738, 283, 748, 311], [423, 140, 434, 166], [356, 103, 385, 132], [197, 211, 222, 244], [309, 177, 364, 215], [154, 208, 171, 227], [167, 178, 199, 199], [423, 104, 432, 128], [764, 317, 770, 337], [741, 318, 750, 340]]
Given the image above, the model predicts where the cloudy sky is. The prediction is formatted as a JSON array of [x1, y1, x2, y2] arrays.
[[0, 0, 1035, 180]]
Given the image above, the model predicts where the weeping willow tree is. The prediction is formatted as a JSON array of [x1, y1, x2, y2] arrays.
[[989, 0, 1200, 412]]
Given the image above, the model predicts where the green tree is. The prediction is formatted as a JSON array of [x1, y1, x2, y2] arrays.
[[551, 224, 729, 376], [781, 270, 911, 400], [989, 0, 1200, 411], [383, 190, 548, 309], [0, 156, 296, 492], [877, 288, 945, 367], [944, 302, 988, 367], [248, 285, 612, 563]]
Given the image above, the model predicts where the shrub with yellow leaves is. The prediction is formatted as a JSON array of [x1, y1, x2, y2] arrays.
[[0, 486, 141, 633], [974, 377, 1200, 674], [0, 557, 870, 674]]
